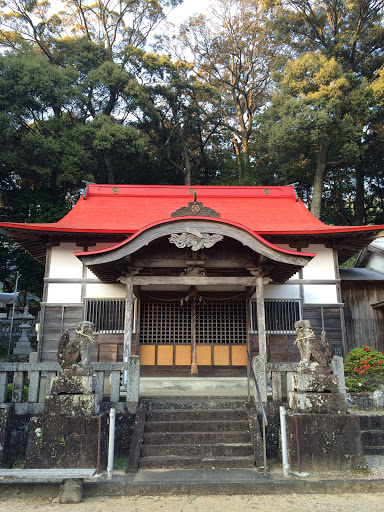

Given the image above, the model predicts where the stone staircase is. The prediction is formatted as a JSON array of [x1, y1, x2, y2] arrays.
[[130, 398, 262, 470], [360, 415, 384, 455]]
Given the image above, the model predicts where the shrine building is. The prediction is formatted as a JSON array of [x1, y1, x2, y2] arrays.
[[1, 184, 383, 374]]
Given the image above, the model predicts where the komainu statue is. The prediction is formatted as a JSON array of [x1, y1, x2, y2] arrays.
[[294, 320, 332, 367], [58, 321, 95, 371]]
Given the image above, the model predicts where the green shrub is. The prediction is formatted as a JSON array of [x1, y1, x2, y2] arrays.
[[344, 345, 384, 392]]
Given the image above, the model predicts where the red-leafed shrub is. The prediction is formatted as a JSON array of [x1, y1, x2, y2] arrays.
[[344, 345, 384, 392]]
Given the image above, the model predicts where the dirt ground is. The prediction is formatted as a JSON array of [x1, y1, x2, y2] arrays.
[[1, 493, 384, 512]]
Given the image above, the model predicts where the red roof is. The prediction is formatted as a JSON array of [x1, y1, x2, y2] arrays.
[[1, 184, 384, 236]]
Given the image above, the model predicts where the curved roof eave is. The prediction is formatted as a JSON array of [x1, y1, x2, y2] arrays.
[[76, 217, 315, 267], [1, 220, 384, 237]]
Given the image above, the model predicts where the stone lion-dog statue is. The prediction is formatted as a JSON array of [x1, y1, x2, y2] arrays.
[[294, 319, 333, 367], [58, 320, 95, 371]]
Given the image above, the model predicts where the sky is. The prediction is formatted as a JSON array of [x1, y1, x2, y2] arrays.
[[166, 0, 213, 25]]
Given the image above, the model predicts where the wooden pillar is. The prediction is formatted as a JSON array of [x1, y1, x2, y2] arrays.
[[256, 275, 267, 361], [123, 274, 134, 362]]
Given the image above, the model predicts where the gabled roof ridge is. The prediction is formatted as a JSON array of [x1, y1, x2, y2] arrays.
[[82, 183, 301, 201]]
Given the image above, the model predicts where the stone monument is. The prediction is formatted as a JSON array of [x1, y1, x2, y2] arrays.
[[285, 320, 364, 470], [25, 321, 107, 472], [288, 320, 345, 413]]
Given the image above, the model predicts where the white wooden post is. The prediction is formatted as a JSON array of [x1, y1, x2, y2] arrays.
[[256, 275, 267, 360]]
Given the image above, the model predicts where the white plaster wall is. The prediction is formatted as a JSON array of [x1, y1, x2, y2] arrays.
[[303, 284, 338, 304], [49, 243, 83, 279], [47, 283, 82, 303], [263, 284, 301, 299], [302, 245, 336, 279], [85, 283, 125, 299], [274, 244, 299, 279], [274, 243, 336, 280]]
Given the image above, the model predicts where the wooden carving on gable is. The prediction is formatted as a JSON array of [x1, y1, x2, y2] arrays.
[[169, 228, 224, 251]]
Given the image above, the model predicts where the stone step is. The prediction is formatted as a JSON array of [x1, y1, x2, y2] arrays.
[[147, 399, 247, 411], [359, 415, 384, 431], [142, 431, 251, 445], [202, 456, 255, 469], [361, 430, 384, 446], [140, 443, 254, 458], [146, 409, 247, 422], [363, 446, 384, 455], [144, 420, 249, 433], [138, 455, 255, 470], [140, 377, 248, 398], [138, 456, 202, 469], [136, 398, 257, 471]]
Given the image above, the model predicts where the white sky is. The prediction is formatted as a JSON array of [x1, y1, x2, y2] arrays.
[[166, 0, 213, 24]]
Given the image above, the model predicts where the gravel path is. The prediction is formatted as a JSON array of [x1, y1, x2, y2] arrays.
[[1, 492, 384, 512], [1, 456, 384, 512], [365, 455, 384, 477]]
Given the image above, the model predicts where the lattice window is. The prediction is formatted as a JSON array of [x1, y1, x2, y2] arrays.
[[140, 299, 247, 345], [84, 298, 127, 333], [250, 299, 301, 334]]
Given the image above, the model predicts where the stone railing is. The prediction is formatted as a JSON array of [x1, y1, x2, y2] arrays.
[[251, 357, 299, 404], [0, 356, 140, 415], [251, 356, 345, 404], [266, 362, 299, 402]]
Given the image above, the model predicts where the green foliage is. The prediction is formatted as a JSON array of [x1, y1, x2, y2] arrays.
[[39, 426, 43, 450], [179, 0, 280, 181], [114, 455, 128, 471], [344, 346, 384, 392], [0, 0, 383, 237], [340, 255, 358, 269], [6, 383, 29, 401]]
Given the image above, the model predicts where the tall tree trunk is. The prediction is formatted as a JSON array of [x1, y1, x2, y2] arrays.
[[311, 141, 331, 220], [232, 137, 242, 180], [103, 149, 115, 184], [241, 132, 250, 176], [354, 161, 365, 225], [171, 104, 191, 186]]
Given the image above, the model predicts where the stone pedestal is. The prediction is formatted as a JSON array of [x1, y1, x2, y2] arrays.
[[45, 372, 100, 416], [288, 365, 346, 414], [286, 413, 365, 470], [24, 368, 106, 469], [286, 363, 363, 470]]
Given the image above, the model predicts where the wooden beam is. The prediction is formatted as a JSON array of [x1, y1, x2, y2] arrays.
[[131, 258, 255, 268], [133, 276, 257, 286]]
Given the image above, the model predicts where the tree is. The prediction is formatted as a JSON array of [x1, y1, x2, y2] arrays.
[[265, 0, 384, 220], [263, 53, 366, 218], [0, 0, 182, 184], [0, 0, 182, 56], [178, 0, 280, 180], [130, 51, 225, 185]]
